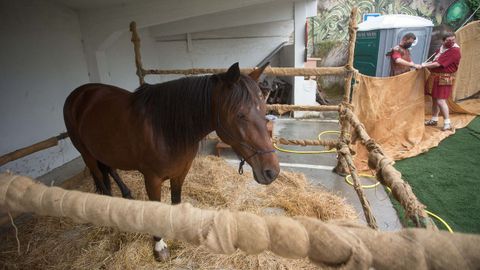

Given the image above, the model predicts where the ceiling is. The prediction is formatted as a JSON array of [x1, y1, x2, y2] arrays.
[[50, 0, 140, 10]]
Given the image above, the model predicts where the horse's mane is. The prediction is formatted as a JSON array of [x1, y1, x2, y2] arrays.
[[131, 75, 259, 153]]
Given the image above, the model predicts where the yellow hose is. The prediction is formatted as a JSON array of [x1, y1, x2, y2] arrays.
[[344, 174, 380, 189], [318, 130, 343, 140], [384, 187, 453, 233], [425, 210, 454, 233]]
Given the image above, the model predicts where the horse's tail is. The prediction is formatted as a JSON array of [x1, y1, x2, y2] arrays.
[[97, 161, 133, 199], [63, 84, 103, 186], [63, 85, 83, 149], [63, 84, 105, 147]]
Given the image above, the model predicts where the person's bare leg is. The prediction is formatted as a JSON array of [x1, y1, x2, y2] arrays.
[[437, 99, 449, 119], [432, 98, 440, 118], [426, 98, 440, 126], [437, 99, 451, 130]]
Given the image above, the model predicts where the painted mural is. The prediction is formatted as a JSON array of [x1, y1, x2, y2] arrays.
[[309, 0, 478, 97], [310, 0, 476, 49]]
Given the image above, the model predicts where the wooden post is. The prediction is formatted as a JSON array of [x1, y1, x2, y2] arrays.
[[343, 107, 437, 229], [0, 133, 68, 167], [129, 21, 145, 85], [338, 143, 378, 229], [334, 7, 359, 176], [343, 7, 358, 103]]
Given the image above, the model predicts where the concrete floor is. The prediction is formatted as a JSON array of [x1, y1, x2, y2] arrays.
[[212, 118, 402, 231], [28, 118, 402, 231]]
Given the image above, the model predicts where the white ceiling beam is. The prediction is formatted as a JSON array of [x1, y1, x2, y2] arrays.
[[149, 1, 293, 38]]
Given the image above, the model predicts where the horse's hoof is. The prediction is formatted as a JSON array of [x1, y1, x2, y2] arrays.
[[153, 248, 170, 262]]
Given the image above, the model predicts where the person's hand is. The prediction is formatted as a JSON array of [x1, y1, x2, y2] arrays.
[[413, 64, 422, 69]]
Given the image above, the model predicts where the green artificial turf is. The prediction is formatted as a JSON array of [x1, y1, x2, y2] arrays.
[[392, 116, 480, 233]]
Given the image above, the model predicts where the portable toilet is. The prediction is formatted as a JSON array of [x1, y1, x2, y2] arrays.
[[353, 14, 434, 77]]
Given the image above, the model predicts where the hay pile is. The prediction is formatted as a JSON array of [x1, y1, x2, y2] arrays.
[[0, 156, 358, 269]]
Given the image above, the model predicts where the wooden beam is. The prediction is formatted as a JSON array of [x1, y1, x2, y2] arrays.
[[0, 133, 68, 167], [129, 21, 145, 85], [142, 66, 347, 77]]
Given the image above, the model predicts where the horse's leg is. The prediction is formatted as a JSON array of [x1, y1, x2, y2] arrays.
[[144, 173, 170, 262], [97, 162, 112, 195], [66, 134, 111, 196], [170, 171, 189, 205], [82, 156, 112, 196], [108, 168, 133, 199]]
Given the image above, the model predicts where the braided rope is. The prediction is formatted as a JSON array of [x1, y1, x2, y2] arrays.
[[1, 173, 479, 269]]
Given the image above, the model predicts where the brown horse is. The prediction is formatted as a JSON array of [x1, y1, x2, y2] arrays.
[[63, 62, 279, 261]]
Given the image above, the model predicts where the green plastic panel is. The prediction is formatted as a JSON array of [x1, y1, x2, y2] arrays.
[[353, 30, 380, 76]]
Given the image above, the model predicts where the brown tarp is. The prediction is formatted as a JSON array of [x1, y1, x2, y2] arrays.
[[352, 69, 480, 171], [453, 20, 480, 101]]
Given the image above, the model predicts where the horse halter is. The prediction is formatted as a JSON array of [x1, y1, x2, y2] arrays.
[[216, 113, 275, 175]]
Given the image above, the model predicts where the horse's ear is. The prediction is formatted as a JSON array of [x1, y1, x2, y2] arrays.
[[225, 62, 241, 84], [249, 62, 270, 81]]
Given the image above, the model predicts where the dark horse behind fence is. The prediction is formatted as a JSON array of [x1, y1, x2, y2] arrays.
[[63, 62, 279, 261]]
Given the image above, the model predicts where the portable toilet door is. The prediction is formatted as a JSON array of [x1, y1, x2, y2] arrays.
[[354, 30, 381, 76], [354, 14, 434, 77]]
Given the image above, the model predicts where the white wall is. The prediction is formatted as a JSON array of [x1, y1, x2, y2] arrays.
[[77, 0, 291, 83], [78, 0, 316, 104], [293, 0, 318, 117], [81, 0, 297, 90], [0, 0, 89, 177], [103, 23, 292, 90], [82, 0, 316, 91], [0, 0, 317, 178]]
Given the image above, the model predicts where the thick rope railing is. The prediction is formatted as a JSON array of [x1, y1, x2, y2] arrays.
[[336, 8, 358, 176], [342, 107, 436, 229], [143, 67, 347, 77], [337, 143, 378, 229], [272, 138, 337, 148], [129, 22, 347, 79], [342, 8, 358, 103], [266, 104, 339, 114], [333, 102, 354, 175], [266, 103, 435, 229], [129, 21, 145, 85], [1, 173, 478, 270]]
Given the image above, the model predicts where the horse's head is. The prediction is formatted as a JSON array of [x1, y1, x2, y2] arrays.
[[212, 62, 280, 185]]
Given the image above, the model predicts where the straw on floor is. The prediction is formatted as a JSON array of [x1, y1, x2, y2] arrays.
[[0, 155, 358, 269]]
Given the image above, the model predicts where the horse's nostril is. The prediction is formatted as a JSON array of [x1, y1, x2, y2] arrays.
[[264, 169, 278, 181]]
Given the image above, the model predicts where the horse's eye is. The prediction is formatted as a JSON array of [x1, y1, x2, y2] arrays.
[[237, 113, 246, 120]]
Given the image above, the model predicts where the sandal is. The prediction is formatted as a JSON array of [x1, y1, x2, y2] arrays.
[[424, 120, 438, 126]]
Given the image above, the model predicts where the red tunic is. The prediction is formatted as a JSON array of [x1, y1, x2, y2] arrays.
[[427, 47, 461, 99], [388, 45, 412, 76]]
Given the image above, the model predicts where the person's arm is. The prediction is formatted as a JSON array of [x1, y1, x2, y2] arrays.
[[394, 56, 421, 69], [391, 49, 421, 69], [421, 61, 441, 69]]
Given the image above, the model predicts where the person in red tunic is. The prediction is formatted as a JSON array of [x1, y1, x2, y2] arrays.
[[422, 32, 461, 131], [386, 33, 422, 76]]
